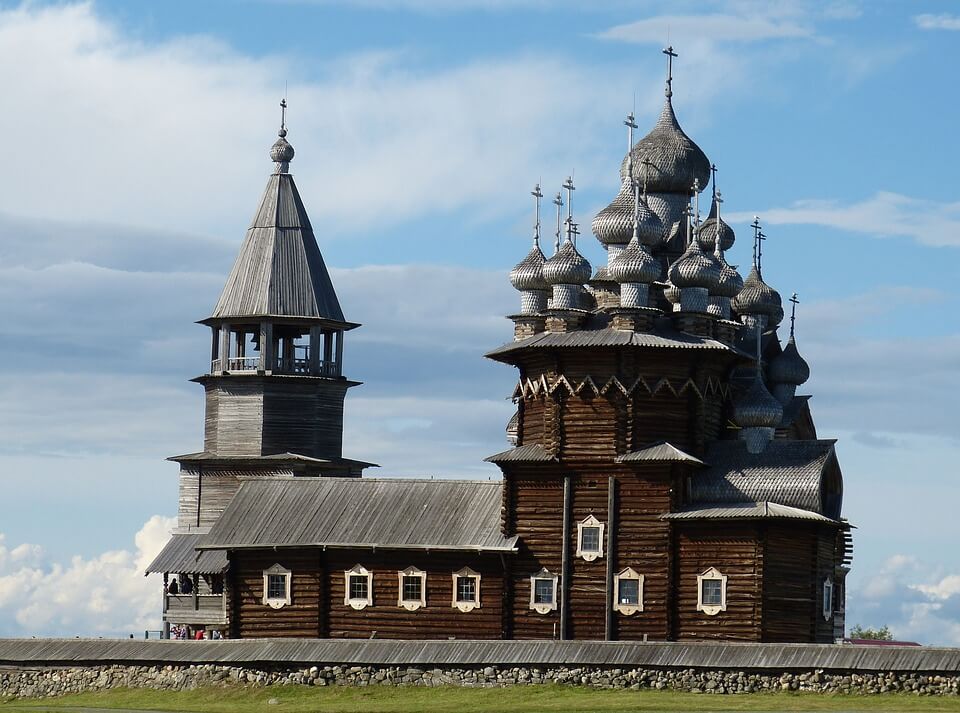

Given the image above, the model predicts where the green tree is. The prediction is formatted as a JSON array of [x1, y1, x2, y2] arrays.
[[849, 624, 893, 640]]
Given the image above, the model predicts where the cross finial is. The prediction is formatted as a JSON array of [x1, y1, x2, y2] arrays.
[[710, 163, 718, 200], [279, 97, 288, 136], [757, 229, 767, 275], [562, 176, 576, 241], [714, 190, 724, 255], [531, 183, 543, 247], [571, 221, 580, 247], [692, 178, 701, 229], [624, 112, 638, 178], [789, 292, 799, 339], [663, 45, 678, 98], [553, 191, 564, 253], [751, 216, 761, 269]]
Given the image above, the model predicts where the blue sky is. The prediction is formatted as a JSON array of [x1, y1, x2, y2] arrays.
[[0, 0, 959, 643]]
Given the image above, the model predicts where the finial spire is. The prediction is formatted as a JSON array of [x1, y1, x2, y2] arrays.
[[663, 45, 678, 98], [714, 190, 724, 256], [563, 176, 576, 241], [692, 178, 701, 229], [789, 292, 799, 339], [269, 97, 295, 172], [751, 216, 761, 269], [624, 111, 638, 178], [757, 229, 767, 275], [279, 97, 287, 136], [710, 163, 718, 200], [531, 183, 543, 247], [553, 191, 564, 253]]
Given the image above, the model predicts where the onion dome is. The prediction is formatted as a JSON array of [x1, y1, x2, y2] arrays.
[[668, 236, 721, 291], [697, 196, 735, 252], [714, 249, 744, 299], [544, 238, 592, 286], [734, 373, 784, 429], [620, 98, 711, 195], [769, 336, 810, 386], [270, 128, 295, 166], [592, 181, 664, 247], [509, 244, 548, 291], [609, 236, 660, 285], [731, 267, 784, 326]]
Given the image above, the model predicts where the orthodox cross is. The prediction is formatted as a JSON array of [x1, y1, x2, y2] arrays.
[[280, 98, 288, 133], [553, 191, 564, 253], [624, 112, 638, 180], [710, 163, 718, 200], [757, 229, 767, 274], [570, 221, 580, 247], [531, 183, 543, 247], [750, 216, 761, 268], [563, 176, 576, 240], [663, 45, 677, 98], [691, 178, 701, 230], [789, 292, 799, 339], [714, 190, 724, 254]]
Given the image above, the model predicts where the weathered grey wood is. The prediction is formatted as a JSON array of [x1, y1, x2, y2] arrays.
[[0, 640, 955, 672], [560, 475, 571, 641]]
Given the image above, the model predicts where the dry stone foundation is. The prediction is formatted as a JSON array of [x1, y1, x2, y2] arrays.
[[2, 663, 960, 700]]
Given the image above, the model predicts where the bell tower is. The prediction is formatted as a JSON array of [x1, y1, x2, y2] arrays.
[[173, 100, 371, 483]]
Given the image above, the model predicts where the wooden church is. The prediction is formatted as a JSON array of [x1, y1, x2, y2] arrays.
[[147, 51, 853, 643]]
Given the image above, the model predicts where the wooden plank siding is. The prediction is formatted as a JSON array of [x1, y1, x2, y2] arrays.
[[674, 523, 763, 641], [229, 550, 322, 639]]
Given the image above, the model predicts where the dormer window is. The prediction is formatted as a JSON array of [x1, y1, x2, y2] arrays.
[[576, 515, 604, 561], [696, 567, 727, 616], [262, 564, 291, 609], [451, 567, 481, 612], [529, 568, 559, 615], [613, 568, 644, 615], [398, 566, 426, 611], [344, 564, 373, 610]]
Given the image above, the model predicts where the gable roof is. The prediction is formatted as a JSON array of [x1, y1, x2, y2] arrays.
[[690, 439, 837, 514], [208, 171, 347, 324], [616, 441, 704, 465], [200, 478, 517, 553]]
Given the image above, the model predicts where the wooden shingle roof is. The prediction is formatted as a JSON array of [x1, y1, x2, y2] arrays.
[[200, 478, 517, 553], [145, 534, 228, 575], [208, 170, 347, 325]]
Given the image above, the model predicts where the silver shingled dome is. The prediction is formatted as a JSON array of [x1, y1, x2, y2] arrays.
[[668, 237, 721, 290], [734, 373, 784, 428], [592, 181, 665, 247], [620, 99, 711, 195], [543, 239, 592, 286], [697, 196, 735, 252], [608, 236, 661, 285], [270, 128, 295, 165], [714, 249, 744, 298], [731, 266, 784, 327], [509, 244, 548, 291], [769, 336, 811, 386]]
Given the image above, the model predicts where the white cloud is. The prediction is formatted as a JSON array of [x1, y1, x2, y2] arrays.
[[914, 13, 960, 31], [596, 13, 813, 44], [728, 191, 960, 248], [0, 516, 173, 637]]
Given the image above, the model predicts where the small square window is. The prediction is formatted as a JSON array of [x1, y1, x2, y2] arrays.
[[350, 575, 368, 601], [266, 574, 286, 600], [533, 578, 554, 605], [402, 575, 422, 602], [701, 579, 722, 606], [456, 576, 476, 603], [618, 578, 639, 605], [451, 567, 481, 612]]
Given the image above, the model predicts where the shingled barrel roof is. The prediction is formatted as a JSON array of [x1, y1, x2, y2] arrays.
[[690, 439, 838, 515], [199, 478, 517, 552], [207, 167, 346, 325]]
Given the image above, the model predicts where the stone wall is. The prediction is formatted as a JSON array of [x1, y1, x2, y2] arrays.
[[2, 663, 960, 700]]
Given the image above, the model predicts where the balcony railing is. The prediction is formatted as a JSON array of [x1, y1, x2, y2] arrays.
[[211, 357, 340, 377], [163, 594, 227, 625]]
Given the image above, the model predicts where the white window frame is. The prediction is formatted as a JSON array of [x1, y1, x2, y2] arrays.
[[528, 568, 559, 614], [262, 563, 291, 609], [823, 577, 834, 621], [696, 567, 727, 616], [451, 567, 481, 613], [343, 564, 373, 610], [576, 514, 605, 562], [613, 567, 644, 616], [397, 566, 427, 611]]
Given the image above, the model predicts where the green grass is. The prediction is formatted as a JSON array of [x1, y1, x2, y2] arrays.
[[4, 684, 960, 713]]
